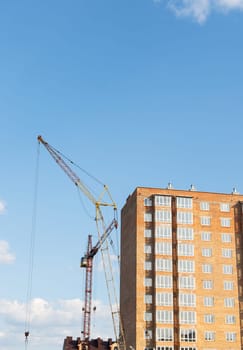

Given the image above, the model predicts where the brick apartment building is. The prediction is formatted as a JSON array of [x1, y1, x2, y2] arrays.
[[120, 185, 243, 350]]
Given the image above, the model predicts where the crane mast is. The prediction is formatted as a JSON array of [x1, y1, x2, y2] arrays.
[[37, 136, 126, 350]]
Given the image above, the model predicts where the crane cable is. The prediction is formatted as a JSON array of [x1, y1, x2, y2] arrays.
[[24, 141, 40, 348]]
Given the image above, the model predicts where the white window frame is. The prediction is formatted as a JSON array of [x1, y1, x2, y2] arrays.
[[180, 311, 196, 324], [156, 259, 172, 272], [156, 310, 173, 324], [202, 248, 212, 257], [178, 243, 194, 256], [204, 331, 215, 341], [144, 197, 152, 206], [201, 232, 211, 241], [144, 229, 152, 238], [204, 314, 215, 323], [222, 248, 233, 258], [144, 245, 152, 254], [179, 293, 196, 307], [200, 201, 210, 211], [155, 225, 172, 238], [224, 281, 234, 290], [179, 276, 195, 289], [156, 292, 173, 306], [177, 211, 193, 224], [221, 233, 232, 243], [145, 261, 152, 270], [155, 210, 172, 223], [225, 315, 236, 324], [144, 294, 152, 304], [176, 197, 193, 209], [155, 242, 172, 255], [220, 203, 230, 212], [144, 278, 152, 287], [224, 298, 235, 307], [202, 264, 212, 273], [177, 227, 194, 240], [200, 216, 211, 226], [156, 275, 172, 288], [203, 280, 213, 289], [223, 265, 233, 274], [180, 329, 196, 342], [144, 213, 152, 222], [156, 328, 173, 341], [144, 312, 152, 322], [204, 296, 214, 307], [178, 260, 195, 273], [221, 217, 231, 227], [155, 195, 171, 207], [226, 332, 236, 342]]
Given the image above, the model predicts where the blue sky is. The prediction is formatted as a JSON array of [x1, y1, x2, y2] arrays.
[[1, 0, 243, 349]]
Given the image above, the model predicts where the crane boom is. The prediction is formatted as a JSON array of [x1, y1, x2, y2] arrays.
[[38, 135, 126, 350]]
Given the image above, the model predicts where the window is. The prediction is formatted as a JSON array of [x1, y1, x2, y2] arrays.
[[178, 244, 194, 256], [156, 328, 173, 341], [204, 331, 215, 341], [156, 275, 172, 288], [177, 212, 193, 224], [145, 261, 152, 270], [145, 229, 152, 238], [200, 201, 210, 211], [202, 248, 212, 257], [221, 233, 232, 243], [203, 280, 213, 289], [221, 218, 231, 227], [144, 329, 152, 339], [223, 265, 233, 274], [144, 245, 152, 254], [176, 197, 193, 209], [201, 232, 211, 241], [179, 276, 195, 289], [156, 310, 173, 323], [204, 314, 215, 323], [156, 292, 173, 306], [225, 315, 236, 324], [179, 293, 196, 307], [180, 329, 196, 342], [202, 264, 212, 273], [155, 226, 172, 238], [224, 281, 234, 290], [144, 197, 152, 206], [204, 296, 214, 307], [220, 203, 230, 212], [144, 213, 152, 222], [144, 312, 152, 321], [177, 227, 194, 240], [224, 298, 235, 307], [156, 347, 173, 350], [155, 210, 171, 223], [178, 260, 195, 273], [155, 195, 171, 207], [156, 259, 172, 271], [155, 242, 172, 255], [180, 311, 196, 324], [144, 278, 152, 287], [222, 248, 233, 258], [200, 216, 211, 226], [144, 294, 152, 304], [226, 332, 236, 341], [179, 348, 196, 350]]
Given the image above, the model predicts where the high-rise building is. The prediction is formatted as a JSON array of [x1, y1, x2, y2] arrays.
[[120, 186, 243, 350]]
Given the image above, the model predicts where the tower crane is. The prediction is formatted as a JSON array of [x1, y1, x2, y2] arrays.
[[81, 218, 118, 348], [37, 136, 126, 350]]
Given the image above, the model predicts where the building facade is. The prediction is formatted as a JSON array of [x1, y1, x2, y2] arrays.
[[120, 186, 243, 350]]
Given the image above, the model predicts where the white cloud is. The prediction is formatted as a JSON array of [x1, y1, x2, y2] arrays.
[[0, 241, 15, 264], [156, 0, 243, 23], [0, 200, 6, 214], [0, 297, 114, 350]]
